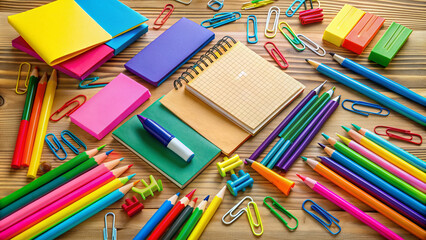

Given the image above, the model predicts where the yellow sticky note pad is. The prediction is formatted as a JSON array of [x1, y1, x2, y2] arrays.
[[323, 4, 365, 47], [8, 0, 112, 65]]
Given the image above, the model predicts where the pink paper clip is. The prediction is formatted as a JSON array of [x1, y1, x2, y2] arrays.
[[374, 125, 423, 145], [299, 0, 323, 25], [153, 4, 174, 30], [264, 42, 289, 69]]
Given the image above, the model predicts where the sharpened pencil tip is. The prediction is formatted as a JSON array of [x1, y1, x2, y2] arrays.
[[301, 156, 307, 161], [97, 144, 107, 150], [318, 143, 326, 149], [352, 123, 361, 131], [128, 173, 136, 180], [296, 174, 306, 181], [305, 59, 310, 63], [128, 164, 133, 168], [176, 192, 181, 196], [119, 157, 124, 161], [204, 195, 210, 201], [105, 149, 114, 155], [341, 125, 351, 132], [329, 52, 335, 56], [321, 133, 329, 140]]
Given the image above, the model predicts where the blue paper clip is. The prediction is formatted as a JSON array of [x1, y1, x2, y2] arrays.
[[45, 133, 67, 160], [103, 212, 117, 240], [342, 99, 390, 117], [201, 12, 241, 28], [208, 0, 224, 11], [61, 130, 87, 155], [247, 15, 258, 44], [279, 22, 305, 51], [286, 0, 306, 17], [302, 199, 341, 235], [78, 77, 108, 89]]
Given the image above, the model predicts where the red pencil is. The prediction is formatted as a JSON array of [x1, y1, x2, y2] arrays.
[[147, 189, 196, 240]]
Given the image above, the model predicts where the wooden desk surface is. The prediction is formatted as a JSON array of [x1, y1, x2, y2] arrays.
[[0, 0, 425, 239]]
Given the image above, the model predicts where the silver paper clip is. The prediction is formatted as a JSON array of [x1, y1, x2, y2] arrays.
[[297, 34, 326, 56], [208, 0, 224, 11], [265, 6, 280, 38], [174, 0, 192, 4], [104, 212, 117, 240], [222, 196, 263, 236], [342, 99, 390, 117], [302, 199, 341, 235]]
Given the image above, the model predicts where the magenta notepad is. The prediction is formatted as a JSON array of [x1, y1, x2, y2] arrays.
[[70, 73, 151, 140]]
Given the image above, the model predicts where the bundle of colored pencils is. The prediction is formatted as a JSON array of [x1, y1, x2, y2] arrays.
[[0, 147, 138, 239]]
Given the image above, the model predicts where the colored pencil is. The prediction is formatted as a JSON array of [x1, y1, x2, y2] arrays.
[[321, 145, 425, 215], [0, 150, 113, 218], [21, 72, 48, 167], [188, 186, 226, 240], [176, 196, 209, 240], [34, 181, 139, 240], [352, 123, 426, 172], [264, 87, 335, 168], [276, 95, 340, 171], [0, 158, 122, 231], [336, 134, 425, 193], [304, 157, 426, 239], [322, 133, 425, 203], [133, 193, 180, 240], [148, 189, 196, 240], [0, 167, 132, 240], [28, 69, 58, 178], [318, 156, 426, 227], [0, 146, 105, 209], [297, 174, 404, 240], [162, 197, 198, 240], [11, 67, 39, 169], [249, 81, 326, 161], [330, 53, 426, 107], [11, 174, 135, 240], [343, 125, 426, 181], [306, 59, 426, 126]]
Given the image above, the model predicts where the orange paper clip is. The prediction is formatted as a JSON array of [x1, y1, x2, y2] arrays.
[[50, 95, 87, 122], [264, 42, 289, 69], [374, 126, 422, 145], [153, 4, 174, 30]]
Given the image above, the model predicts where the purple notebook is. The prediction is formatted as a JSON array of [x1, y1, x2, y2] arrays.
[[125, 17, 215, 87]]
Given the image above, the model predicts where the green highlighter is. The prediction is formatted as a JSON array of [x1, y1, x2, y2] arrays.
[[369, 22, 412, 67]]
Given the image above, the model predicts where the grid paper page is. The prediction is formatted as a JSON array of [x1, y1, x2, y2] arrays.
[[187, 41, 304, 131]]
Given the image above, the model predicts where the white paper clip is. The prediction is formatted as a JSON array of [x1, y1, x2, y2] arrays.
[[297, 34, 326, 56], [265, 6, 280, 38]]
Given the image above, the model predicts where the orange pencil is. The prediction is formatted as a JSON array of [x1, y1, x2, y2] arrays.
[[22, 72, 48, 167], [303, 157, 426, 239]]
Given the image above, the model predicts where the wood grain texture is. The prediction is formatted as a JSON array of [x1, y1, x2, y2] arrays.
[[0, 0, 425, 239]]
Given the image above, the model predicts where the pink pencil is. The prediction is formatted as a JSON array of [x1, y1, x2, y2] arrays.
[[297, 174, 403, 240], [337, 134, 426, 193], [0, 164, 132, 239], [0, 158, 123, 232]]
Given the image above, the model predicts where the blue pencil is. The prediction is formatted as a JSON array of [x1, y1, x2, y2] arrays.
[[133, 193, 180, 240], [331, 53, 426, 107], [320, 144, 426, 215], [33, 182, 137, 240], [306, 59, 426, 126], [352, 123, 426, 172]]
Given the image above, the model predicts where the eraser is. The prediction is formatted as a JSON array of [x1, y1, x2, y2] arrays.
[[323, 4, 365, 47]]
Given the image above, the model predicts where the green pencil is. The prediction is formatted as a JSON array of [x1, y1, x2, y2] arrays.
[[175, 195, 209, 240], [322, 133, 425, 204], [0, 145, 105, 209]]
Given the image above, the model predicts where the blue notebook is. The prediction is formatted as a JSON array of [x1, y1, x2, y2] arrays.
[[125, 17, 215, 87]]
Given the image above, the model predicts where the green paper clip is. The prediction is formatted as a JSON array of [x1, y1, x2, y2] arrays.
[[263, 196, 298, 231], [132, 175, 163, 200], [279, 22, 305, 51]]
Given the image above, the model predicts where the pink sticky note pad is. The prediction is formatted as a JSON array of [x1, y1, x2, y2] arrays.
[[70, 73, 151, 140], [12, 36, 114, 80]]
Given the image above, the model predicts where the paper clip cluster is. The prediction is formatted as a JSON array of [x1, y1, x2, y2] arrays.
[[222, 196, 263, 236]]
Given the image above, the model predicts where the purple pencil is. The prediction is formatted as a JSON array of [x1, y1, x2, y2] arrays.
[[276, 95, 340, 171], [248, 81, 326, 161], [318, 156, 426, 227]]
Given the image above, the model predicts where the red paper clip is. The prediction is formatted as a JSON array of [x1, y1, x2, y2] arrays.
[[374, 126, 423, 145], [153, 4, 174, 30], [264, 42, 289, 69], [50, 95, 87, 122]]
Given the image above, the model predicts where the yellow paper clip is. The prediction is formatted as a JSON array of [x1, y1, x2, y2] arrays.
[[242, 0, 274, 10], [279, 21, 305, 51], [264, 196, 298, 231], [222, 196, 264, 236], [16, 62, 31, 94], [174, 0, 192, 5], [265, 6, 280, 38]]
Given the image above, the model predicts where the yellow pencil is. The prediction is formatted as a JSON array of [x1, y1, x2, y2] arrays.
[[187, 186, 226, 240], [343, 126, 426, 181], [28, 69, 58, 178], [11, 175, 136, 240]]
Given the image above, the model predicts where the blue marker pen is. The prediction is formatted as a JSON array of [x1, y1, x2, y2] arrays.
[[137, 115, 195, 162]]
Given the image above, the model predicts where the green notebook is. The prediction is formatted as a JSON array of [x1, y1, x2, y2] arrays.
[[112, 98, 221, 188]]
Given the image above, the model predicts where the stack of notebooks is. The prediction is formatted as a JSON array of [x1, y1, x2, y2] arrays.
[[8, 0, 148, 80], [114, 35, 305, 188]]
